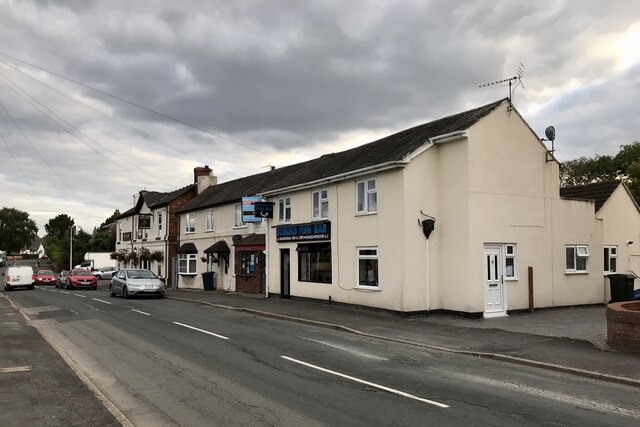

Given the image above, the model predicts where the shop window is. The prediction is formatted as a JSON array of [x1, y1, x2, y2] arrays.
[[298, 243, 331, 283], [178, 253, 197, 275], [312, 189, 329, 219], [279, 196, 291, 223], [604, 246, 617, 274], [238, 252, 258, 275], [357, 247, 378, 288], [356, 178, 377, 214], [566, 245, 588, 273]]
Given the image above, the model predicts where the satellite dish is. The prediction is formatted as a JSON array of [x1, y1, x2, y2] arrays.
[[545, 126, 556, 142]]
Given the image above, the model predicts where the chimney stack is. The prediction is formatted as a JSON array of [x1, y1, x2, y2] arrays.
[[194, 165, 218, 194]]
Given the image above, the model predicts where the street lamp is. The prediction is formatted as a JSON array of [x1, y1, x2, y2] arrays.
[[69, 224, 76, 271]]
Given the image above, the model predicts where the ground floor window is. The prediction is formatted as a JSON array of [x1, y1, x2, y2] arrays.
[[358, 247, 378, 288], [504, 244, 516, 279], [566, 245, 589, 273], [604, 246, 617, 273], [298, 243, 331, 283], [238, 251, 258, 275], [178, 253, 197, 275]]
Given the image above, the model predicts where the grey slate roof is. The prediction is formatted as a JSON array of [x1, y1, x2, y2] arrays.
[[178, 98, 507, 213], [560, 180, 621, 212], [118, 184, 196, 219]]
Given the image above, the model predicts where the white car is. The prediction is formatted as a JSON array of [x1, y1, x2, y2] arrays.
[[93, 266, 117, 279], [3, 266, 35, 291]]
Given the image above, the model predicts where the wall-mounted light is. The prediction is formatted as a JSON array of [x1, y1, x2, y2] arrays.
[[418, 210, 436, 239]]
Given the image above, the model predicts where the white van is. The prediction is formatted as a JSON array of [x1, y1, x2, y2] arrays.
[[3, 266, 35, 291]]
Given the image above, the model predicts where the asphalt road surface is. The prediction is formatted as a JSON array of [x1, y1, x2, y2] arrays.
[[4, 279, 640, 426]]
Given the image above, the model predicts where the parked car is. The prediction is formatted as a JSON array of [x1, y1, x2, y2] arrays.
[[3, 266, 35, 291], [65, 269, 97, 290], [55, 270, 69, 288], [93, 266, 117, 280], [35, 270, 56, 285], [110, 269, 165, 299]]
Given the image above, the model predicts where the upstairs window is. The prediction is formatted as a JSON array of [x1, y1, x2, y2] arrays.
[[234, 203, 244, 227], [566, 245, 588, 273], [279, 196, 291, 223], [312, 189, 329, 219], [185, 213, 195, 233], [206, 209, 214, 231], [158, 213, 163, 231], [604, 246, 617, 274], [356, 178, 377, 214]]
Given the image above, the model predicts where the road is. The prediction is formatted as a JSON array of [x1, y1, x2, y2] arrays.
[[3, 261, 639, 426]]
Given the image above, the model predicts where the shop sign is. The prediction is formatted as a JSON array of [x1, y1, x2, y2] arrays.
[[138, 214, 151, 229], [254, 202, 274, 218], [276, 221, 331, 242], [122, 232, 132, 241], [242, 196, 263, 223]]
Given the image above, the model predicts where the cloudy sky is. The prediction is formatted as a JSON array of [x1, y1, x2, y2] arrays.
[[0, 0, 639, 235]]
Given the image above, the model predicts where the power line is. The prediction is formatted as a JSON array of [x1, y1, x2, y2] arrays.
[[0, 58, 218, 169], [0, 88, 82, 200], [0, 68, 178, 189], [0, 129, 31, 186], [0, 51, 282, 161]]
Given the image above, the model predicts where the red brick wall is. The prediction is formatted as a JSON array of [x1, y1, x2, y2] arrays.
[[606, 301, 640, 354], [165, 188, 197, 288], [235, 251, 264, 294]]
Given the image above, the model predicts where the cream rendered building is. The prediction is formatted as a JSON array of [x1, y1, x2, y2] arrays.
[[254, 98, 634, 316]]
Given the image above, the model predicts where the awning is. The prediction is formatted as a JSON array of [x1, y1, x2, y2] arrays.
[[233, 234, 265, 251], [204, 240, 230, 254], [176, 242, 198, 254]]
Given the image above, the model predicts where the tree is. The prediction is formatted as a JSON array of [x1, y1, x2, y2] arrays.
[[0, 208, 38, 253], [560, 141, 640, 204], [43, 214, 76, 269], [44, 214, 75, 238]]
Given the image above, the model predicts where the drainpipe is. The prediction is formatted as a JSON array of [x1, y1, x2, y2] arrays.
[[425, 238, 430, 311], [264, 215, 269, 298]]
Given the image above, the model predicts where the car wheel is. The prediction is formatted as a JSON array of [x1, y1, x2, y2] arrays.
[[123, 286, 128, 299], [96, 274, 102, 280], [29, 284, 35, 290], [109, 286, 116, 297], [4, 284, 10, 291]]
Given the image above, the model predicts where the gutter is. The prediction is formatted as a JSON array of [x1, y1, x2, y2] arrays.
[[261, 160, 409, 197]]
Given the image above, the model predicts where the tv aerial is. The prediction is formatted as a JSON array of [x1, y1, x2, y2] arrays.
[[478, 64, 525, 104]]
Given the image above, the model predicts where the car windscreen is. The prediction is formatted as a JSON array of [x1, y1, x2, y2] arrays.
[[74, 270, 94, 276], [38, 271, 53, 276], [127, 270, 157, 279]]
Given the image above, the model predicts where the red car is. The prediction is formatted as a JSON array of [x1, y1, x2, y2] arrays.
[[65, 269, 98, 290], [35, 270, 57, 285]]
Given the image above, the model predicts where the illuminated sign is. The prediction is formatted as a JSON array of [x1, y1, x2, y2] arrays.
[[254, 202, 274, 218], [138, 214, 151, 229]]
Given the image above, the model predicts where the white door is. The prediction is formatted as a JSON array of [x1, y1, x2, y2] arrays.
[[484, 246, 507, 317]]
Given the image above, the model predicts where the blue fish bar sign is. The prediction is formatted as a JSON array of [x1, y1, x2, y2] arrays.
[[276, 221, 331, 242]]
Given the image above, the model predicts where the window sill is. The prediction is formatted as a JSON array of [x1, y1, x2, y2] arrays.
[[505, 277, 518, 282], [185, 231, 195, 235], [565, 271, 588, 275], [205, 229, 214, 233], [179, 273, 197, 276], [356, 285, 381, 291], [355, 211, 377, 217], [299, 281, 332, 285]]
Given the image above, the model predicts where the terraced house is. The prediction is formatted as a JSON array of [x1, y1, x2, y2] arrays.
[[114, 179, 200, 288]]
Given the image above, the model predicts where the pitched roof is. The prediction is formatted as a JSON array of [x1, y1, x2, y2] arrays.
[[204, 240, 231, 253], [560, 180, 621, 212], [178, 98, 507, 213], [117, 184, 196, 219]]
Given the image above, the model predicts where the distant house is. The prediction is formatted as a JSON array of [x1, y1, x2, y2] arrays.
[[21, 236, 44, 257], [114, 169, 210, 287], [561, 180, 640, 286]]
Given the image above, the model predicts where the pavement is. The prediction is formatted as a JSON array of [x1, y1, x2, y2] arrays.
[[1, 285, 639, 424]]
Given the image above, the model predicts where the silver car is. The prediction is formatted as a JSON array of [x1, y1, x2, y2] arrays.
[[93, 266, 117, 280], [110, 269, 165, 299]]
